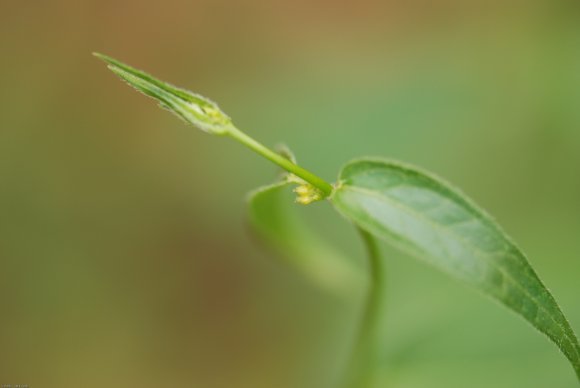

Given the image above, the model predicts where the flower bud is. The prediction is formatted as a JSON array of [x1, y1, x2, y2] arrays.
[[95, 53, 232, 135]]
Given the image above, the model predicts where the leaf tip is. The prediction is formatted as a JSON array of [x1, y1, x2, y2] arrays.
[[93, 52, 114, 65]]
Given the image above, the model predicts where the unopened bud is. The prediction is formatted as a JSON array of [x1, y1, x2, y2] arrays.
[[95, 53, 232, 135]]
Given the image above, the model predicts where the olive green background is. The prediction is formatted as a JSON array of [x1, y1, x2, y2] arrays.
[[1, 1, 579, 387]]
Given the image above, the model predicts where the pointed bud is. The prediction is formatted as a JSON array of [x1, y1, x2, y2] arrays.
[[94, 53, 232, 135]]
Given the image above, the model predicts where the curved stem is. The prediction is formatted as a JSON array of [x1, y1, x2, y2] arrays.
[[226, 126, 333, 197], [345, 227, 385, 388]]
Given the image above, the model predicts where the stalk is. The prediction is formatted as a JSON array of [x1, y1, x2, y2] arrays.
[[226, 126, 333, 197], [344, 227, 385, 388]]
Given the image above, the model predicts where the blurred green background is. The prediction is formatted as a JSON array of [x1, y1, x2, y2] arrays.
[[1, 1, 579, 387]]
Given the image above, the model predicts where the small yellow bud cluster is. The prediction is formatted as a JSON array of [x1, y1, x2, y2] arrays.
[[293, 182, 323, 205]]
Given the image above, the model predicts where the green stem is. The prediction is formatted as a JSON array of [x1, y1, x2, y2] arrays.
[[345, 227, 385, 388], [226, 126, 334, 197]]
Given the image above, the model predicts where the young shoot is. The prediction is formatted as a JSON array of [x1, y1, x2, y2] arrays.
[[96, 53, 580, 386]]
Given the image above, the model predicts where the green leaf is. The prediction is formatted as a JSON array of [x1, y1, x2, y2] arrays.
[[93, 53, 233, 135], [248, 181, 363, 297], [331, 158, 580, 379]]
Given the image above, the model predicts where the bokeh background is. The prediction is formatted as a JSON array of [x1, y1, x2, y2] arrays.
[[1, 1, 579, 387]]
